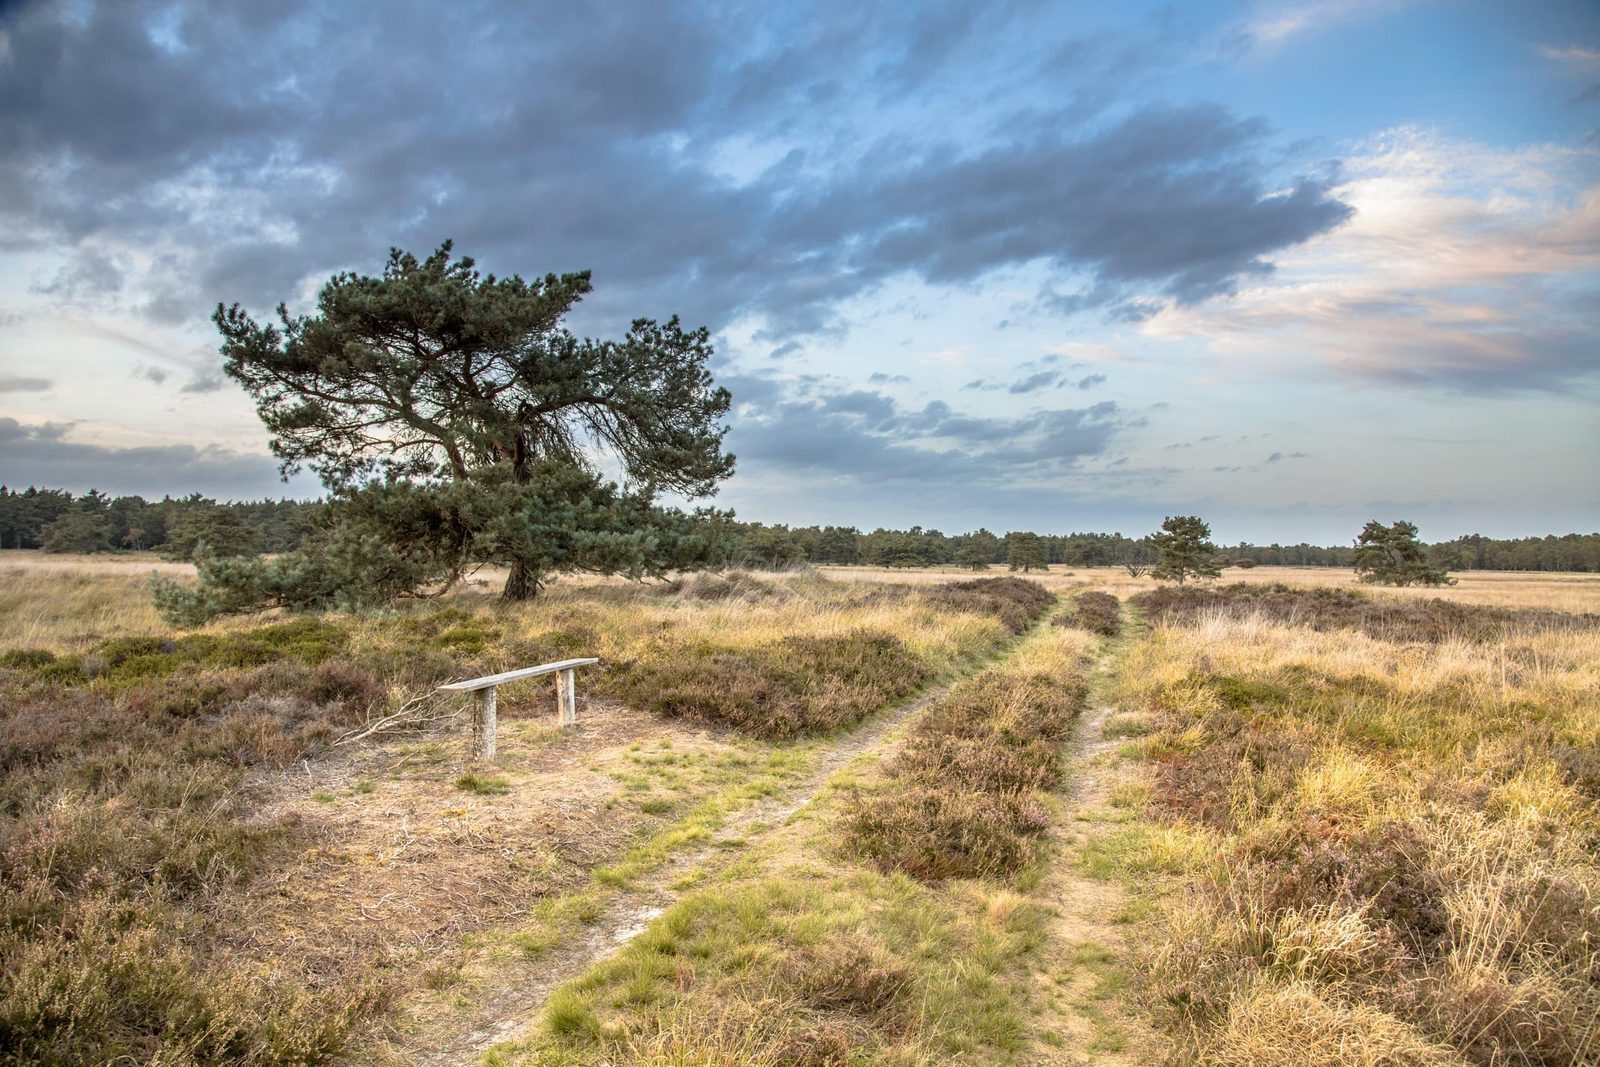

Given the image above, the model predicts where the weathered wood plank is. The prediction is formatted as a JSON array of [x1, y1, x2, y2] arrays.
[[437, 657, 599, 692]]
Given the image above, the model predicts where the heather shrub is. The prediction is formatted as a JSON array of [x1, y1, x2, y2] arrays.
[[844, 784, 1051, 881], [1133, 582, 1597, 643], [921, 577, 1055, 633], [846, 663, 1086, 882], [604, 629, 933, 739], [1058, 590, 1121, 636], [1128, 612, 1600, 1066]]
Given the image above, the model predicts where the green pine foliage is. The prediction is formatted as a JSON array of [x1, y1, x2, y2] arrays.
[[1150, 515, 1224, 585], [1352, 519, 1455, 587]]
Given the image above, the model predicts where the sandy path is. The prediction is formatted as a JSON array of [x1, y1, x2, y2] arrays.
[[1028, 630, 1158, 1065]]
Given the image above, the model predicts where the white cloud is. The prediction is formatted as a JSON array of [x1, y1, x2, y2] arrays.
[[1539, 45, 1600, 72], [1243, 0, 1404, 49], [1139, 127, 1600, 390]]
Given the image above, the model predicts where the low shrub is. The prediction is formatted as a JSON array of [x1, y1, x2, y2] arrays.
[[785, 933, 910, 1018], [846, 784, 1050, 880], [605, 629, 933, 739], [6, 617, 352, 687], [922, 577, 1056, 634], [1133, 583, 1597, 643], [1057, 590, 1121, 636], [846, 669, 1085, 882], [0, 648, 56, 670]]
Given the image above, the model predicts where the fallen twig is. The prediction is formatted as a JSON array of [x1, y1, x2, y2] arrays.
[[334, 693, 456, 747]]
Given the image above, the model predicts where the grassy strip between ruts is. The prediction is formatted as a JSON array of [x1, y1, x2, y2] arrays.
[[486, 621, 1100, 1066]]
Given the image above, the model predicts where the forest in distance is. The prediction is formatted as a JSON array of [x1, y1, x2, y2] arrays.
[[4, 483, 1598, 573]]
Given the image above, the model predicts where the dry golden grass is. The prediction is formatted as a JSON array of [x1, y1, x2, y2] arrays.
[[1116, 609, 1600, 1066], [819, 562, 1600, 613], [5, 549, 1594, 654]]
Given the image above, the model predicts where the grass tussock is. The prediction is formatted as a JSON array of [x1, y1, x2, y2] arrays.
[[844, 646, 1088, 881], [1133, 581, 1598, 643], [1119, 612, 1600, 1066]]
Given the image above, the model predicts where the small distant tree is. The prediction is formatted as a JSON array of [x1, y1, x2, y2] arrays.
[[1352, 520, 1454, 586], [1006, 532, 1048, 573], [954, 543, 992, 571], [1150, 515, 1223, 585]]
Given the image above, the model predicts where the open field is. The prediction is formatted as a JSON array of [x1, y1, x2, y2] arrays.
[[817, 563, 1600, 614], [2, 552, 1597, 1065]]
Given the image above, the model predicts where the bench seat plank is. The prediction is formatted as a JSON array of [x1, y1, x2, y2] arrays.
[[437, 657, 599, 692]]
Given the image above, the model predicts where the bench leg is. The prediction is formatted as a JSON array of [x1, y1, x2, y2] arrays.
[[474, 686, 497, 760], [560, 669, 577, 725]]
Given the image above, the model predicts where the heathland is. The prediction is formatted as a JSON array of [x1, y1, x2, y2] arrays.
[[1, 553, 1596, 1065]]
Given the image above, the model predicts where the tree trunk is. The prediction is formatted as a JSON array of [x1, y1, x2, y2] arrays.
[[503, 560, 537, 600], [502, 428, 536, 601]]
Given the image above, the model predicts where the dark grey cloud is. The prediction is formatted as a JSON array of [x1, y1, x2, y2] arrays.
[[1008, 370, 1061, 394], [133, 364, 167, 385], [1, 0, 1352, 342], [180, 370, 226, 394], [34, 247, 123, 301], [728, 379, 1128, 506], [1074, 373, 1107, 389], [0, 417, 316, 499], [0, 375, 53, 392], [867, 372, 911, 384]]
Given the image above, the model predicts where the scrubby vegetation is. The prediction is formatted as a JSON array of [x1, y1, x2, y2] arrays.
[[921, 576, 1059, 634], [1134, 581, 1599, 642], [0, 570, 1038, 1064], [605, 577, 1053, 739], [1115, 609, 1600, 1065], [0, 622, 391, 1064], [1058, 590, 1122, 636], [845, 667, 1086, 880]]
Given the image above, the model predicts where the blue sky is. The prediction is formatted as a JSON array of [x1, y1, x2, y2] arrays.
[[0, 0, 1595, 544]]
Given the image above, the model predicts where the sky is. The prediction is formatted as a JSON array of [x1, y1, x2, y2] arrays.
[[0, 0, 1596, 545]]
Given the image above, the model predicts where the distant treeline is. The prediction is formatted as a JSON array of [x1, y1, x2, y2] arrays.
[[727, 523, 1600, 573], [3, 486, 1596, 572], [0, 486, 319, 559]]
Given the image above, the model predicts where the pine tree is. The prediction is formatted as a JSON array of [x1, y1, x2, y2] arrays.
[[213, 242, 733, 600], [1006, 532, 1048, 572], [1150, 515, 1223, 584], [1352, 520, 1454, 586]]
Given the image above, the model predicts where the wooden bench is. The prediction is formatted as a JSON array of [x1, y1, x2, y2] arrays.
[[438, 657, 598, 760]]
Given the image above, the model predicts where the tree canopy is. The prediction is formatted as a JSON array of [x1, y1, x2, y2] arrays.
[[1352, 520, 1455, 587], [1150, 515, 1223, 584]]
